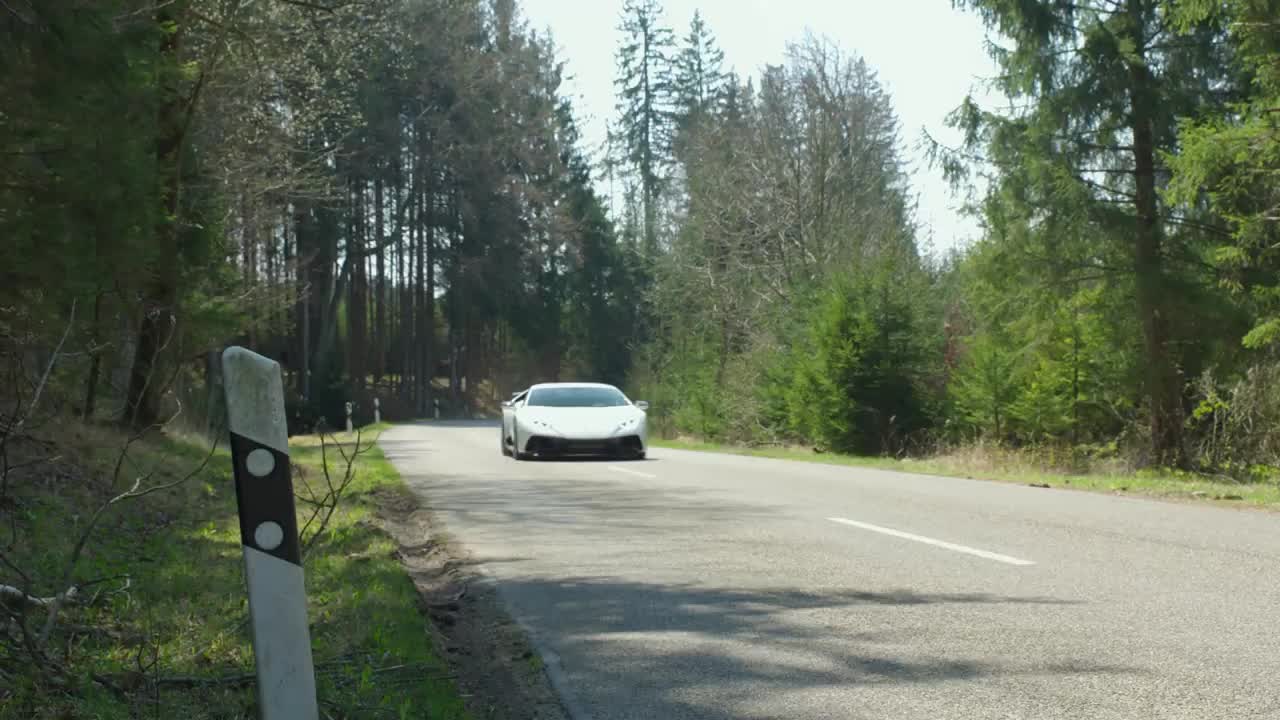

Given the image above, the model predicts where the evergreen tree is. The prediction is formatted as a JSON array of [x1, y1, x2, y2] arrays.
[[614, 0, 676, 255], [787, 274, 932, 455], [946, 0, 1242, 466], [1166, 0, 1280, 350], [672, 10, 727, 136]]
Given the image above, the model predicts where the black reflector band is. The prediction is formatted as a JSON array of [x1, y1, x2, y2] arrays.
[[229, 431, 302, 567]]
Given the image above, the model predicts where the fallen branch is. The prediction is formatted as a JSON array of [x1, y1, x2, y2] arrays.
[[0, 584, 76, 610]]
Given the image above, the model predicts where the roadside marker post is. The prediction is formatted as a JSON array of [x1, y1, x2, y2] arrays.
[[221, 347, 319, 720], [345, 401, 353, 433], [373, 397, 381, 425]]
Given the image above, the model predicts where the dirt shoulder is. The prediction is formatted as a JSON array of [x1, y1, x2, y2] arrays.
[[373, 485, 569, 720]]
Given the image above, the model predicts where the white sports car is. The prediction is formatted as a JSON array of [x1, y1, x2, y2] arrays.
[[501, 382, 649, 460]]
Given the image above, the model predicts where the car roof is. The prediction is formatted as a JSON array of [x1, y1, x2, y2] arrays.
[[527, 382, 620, 391]]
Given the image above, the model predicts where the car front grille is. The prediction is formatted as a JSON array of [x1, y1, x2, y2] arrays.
[[525, 435, 642, 456]]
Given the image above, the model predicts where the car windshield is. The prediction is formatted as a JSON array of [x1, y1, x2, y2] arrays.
[[527, 387, 628, 408]]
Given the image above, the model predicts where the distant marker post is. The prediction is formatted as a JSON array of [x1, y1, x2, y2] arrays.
[[221, 347, 318, 720], [345, 401, 353, 433], [373, 397, 381, 424]]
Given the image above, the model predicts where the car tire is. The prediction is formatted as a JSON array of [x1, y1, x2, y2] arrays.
[[512, 430, 528, 461], [501, 433, 512, 457]]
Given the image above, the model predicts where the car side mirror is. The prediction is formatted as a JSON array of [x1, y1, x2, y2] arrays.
[[501, 400, 513, 409], [634, 400, 649, 411]]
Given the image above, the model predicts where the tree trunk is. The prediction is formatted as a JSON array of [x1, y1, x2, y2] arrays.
[[125, 2, 186, 428], [421, 190, 435, 417], [311, 196, 347, 393], [82, 291, 103, 421], [203, 349, 223, 442], [449, 187, 463, 413], [409, 143, 422, 410], [415, 181, 427, 415], [242, 194, 257, 351], [374, 175, 385, 384], [350, 180, 368, 392], [293, 202, 310, 399], [281, 205, 293, 380], [396, 149, 407, 395], [1127, 0, 1184, 468]]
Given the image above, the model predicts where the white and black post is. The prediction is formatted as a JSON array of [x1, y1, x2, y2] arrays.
[[221, 347, 319, 720], [373, 397, 381, 425], [345, 401, 353, 433]]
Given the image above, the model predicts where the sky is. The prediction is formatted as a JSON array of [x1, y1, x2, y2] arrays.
[[519, 0, 1003, 254]]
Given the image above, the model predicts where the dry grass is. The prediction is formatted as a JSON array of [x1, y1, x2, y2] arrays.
[[654, 437, 1280, 509]]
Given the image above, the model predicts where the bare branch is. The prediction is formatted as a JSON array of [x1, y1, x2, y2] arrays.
[[37, 437, 219, 646], [0, 0, 34, 25], [7, 300, 76, 440], [299, 429, 367, 558], [122, 437, 218, 501], [274, 0, 355, 12]]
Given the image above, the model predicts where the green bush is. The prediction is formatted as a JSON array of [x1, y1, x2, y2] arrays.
[[784, 278, 932, 455]]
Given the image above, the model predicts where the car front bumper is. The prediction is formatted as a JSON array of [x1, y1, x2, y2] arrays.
[[520, 434, 646, 457]]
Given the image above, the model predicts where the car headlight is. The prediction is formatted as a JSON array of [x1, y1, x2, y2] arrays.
[[614, 416, 641, 433]]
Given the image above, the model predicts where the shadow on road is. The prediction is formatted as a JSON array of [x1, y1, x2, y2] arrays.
[[487, 575, 1129, 720]]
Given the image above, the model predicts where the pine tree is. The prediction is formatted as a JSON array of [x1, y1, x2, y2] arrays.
[[946, 0, 1241, 466], [614, 0, 676, 256], [1166, 0, 1280, 350], [672, 10, 727, 136]]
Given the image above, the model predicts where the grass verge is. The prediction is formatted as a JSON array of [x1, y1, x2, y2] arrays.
[[3, 422, 469, 720], [653, 438, 1280, 509]]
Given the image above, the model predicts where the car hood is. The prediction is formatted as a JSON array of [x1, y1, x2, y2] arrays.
[[518, 406, 644, 436]]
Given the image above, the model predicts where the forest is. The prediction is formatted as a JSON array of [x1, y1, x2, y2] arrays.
[[3, 0, 1279, 477]]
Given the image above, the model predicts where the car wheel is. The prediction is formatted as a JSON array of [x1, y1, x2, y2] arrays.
[[512, 430, 528, 461], [501, 433, 512, 457]]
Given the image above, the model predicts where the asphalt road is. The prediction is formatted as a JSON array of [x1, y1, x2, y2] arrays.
[[381, 421, 1280, 720]]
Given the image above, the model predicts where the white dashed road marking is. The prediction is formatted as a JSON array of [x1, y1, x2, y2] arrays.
[[828, 517, 1035, 566], [609, 465, 656, 479]]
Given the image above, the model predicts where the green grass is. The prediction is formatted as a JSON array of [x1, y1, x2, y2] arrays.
[[3, 422, 468, 719], [653, 438, 1280, 509]]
